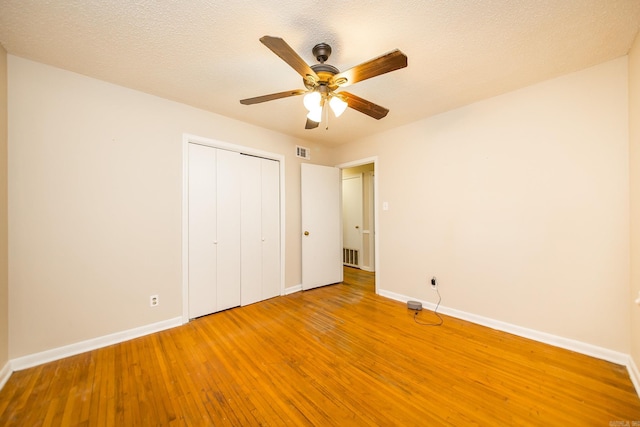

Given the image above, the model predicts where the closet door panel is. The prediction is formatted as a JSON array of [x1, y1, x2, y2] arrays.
[[188, 144, 218, 318], [241, 155, 262, 306], [215, 149, 242, 311], [261, 159, 281, 300]]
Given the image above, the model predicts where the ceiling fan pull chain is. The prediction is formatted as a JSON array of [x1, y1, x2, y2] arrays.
[[325, 104, 330, 130]]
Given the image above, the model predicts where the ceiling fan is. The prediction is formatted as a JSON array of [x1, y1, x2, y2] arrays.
[[240, 36, 408, 129]]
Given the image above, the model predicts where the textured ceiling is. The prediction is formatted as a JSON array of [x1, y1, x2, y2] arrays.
[[1, 0, 639, 146]]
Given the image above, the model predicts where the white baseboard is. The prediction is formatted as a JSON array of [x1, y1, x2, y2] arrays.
[[628, 355, 640, 398], [379, 289, 634, 376], [11, 317, 182, 371], [284, 284, 302, 295], [0, 360, 11, 390]]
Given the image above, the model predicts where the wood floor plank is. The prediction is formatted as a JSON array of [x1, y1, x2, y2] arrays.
[[1, 267, 639, 425]]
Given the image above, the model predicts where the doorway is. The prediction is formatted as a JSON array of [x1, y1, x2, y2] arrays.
[[338, 157, 378, 293]]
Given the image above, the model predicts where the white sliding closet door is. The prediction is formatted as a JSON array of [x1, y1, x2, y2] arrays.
[[188, 144, 218, 318], [215, 149, 242, 311], [240, 155, 262, 305], [241, 155, 280, 306], [260, 158, 281, 300], [188, 144, 241, 318]]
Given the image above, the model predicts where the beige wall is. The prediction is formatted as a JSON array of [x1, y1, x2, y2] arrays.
[[7, 56, 333, 358], [629, 31, 640, 370], [0, 44, 8, 369], [334, 57, 630, 352], [5, 50, 637, 362]]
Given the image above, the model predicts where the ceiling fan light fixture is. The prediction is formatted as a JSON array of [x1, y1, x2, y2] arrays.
[[307, 106, 323, 123], [329, 95, 348, 117], [303, 91, 321, 111], [240, 37, 408, 130]]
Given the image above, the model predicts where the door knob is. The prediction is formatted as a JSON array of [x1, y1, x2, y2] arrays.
[[304, 231, 310, 236], [355, 226, 360, 229]]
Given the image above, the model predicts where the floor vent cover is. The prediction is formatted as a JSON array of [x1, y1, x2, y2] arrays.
[[343, 248, 359, 267]]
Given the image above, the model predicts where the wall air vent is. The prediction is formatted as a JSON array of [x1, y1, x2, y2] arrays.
[[296, 145, 311, 160]]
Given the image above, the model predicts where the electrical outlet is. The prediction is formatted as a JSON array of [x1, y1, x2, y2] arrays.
[[430, 276, 438, 289], [150, 295, 159, 307]]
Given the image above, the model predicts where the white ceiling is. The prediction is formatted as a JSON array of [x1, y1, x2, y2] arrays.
[[1, 1, 639, 147]]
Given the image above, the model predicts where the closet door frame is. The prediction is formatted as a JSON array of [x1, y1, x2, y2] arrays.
[[181, 133, 285, 324]]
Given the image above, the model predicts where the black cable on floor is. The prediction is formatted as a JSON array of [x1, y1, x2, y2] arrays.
[[412, 287, 443, 327]]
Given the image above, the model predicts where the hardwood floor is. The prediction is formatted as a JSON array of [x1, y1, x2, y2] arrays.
[[1, 267, 639, 425]]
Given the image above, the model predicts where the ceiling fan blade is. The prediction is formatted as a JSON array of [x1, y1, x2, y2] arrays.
[[332, 49, 407, 87], [339, 91, 389, 119], [240, 89, 306, 105], [305, 118, 320, 129], [260, 36, 319, 84]]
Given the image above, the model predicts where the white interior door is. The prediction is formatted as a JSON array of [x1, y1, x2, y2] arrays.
[[363, 170, 375, 272], [342, 174, 363, 267], [301, 163, 342, 290], [240, 155, 262, 306], [188, 144, 241, 318], [188, 143, 218, 318], [240, 155, 281, 305], [215, 149, 241, 311], [261, 158, 281, 299]]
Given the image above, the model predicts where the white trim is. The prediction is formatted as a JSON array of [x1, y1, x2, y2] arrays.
[[181, 133, 286, 322], [11, 317, 182, 371], [184, 133, 285, 163], [181, 135, 190, 324], [284, 284, 302, 295], [337, 156, 378, 170], [379, 288, 631, 366], [0, 361, 11, 390], [336, 156, 379, 294], [278, 153, 287, 300], [628, 355, 640, 398]]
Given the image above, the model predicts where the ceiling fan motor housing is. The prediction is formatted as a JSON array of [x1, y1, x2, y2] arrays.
[[304, 44, 340, 90], [305, 64, 340, 90]]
